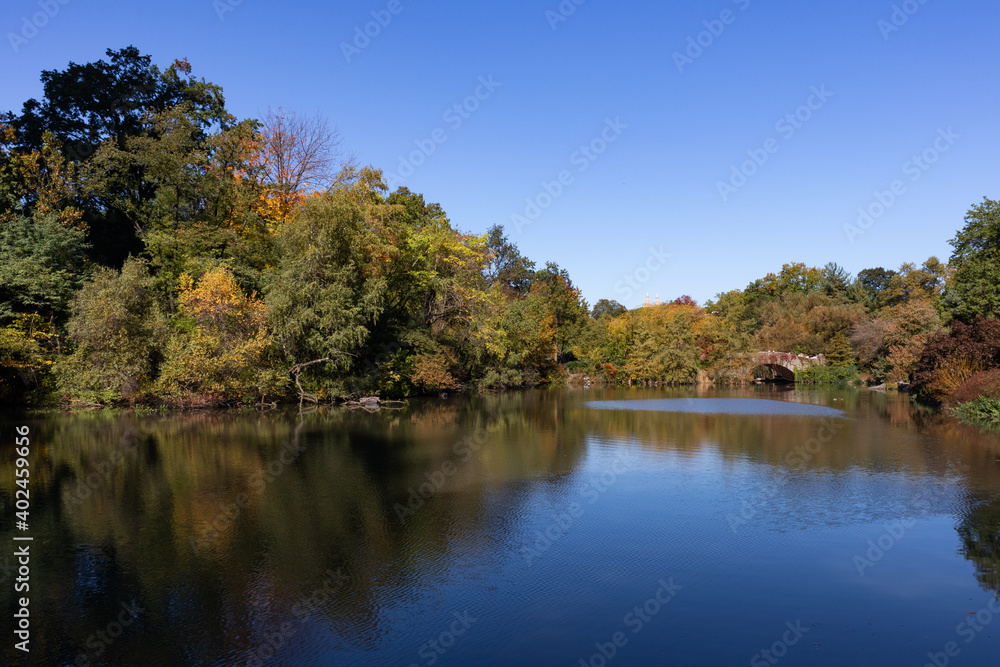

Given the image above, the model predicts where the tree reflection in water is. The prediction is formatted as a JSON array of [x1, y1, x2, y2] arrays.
[[959, 500, 1000, 596]]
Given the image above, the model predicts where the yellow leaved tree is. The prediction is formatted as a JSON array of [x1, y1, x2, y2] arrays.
[[156, 266, 285, 404]]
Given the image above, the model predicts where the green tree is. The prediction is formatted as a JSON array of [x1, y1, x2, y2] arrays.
[[857, 267, 896, 309], [0, 213, 90, 324], [56, 258, 167, 404], [482, 223, 535, 295], [873, 258, 948, 310], [10, 47, 226, 156], [496, 291, 558, 385], [819, 262, 852, 298], [7, 47, 229, 267], [592, 299, 627, 320], [266, 168, 389, 401], [946, 198, 1000, 321], [825, 332, 854, 366], [705, 289, 759, 338], [749, 262, 824, 298], [89, 106, 254, 312], [530, 262, 589, 363]]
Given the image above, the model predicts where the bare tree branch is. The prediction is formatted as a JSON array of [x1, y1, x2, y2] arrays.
[[259, 108, 344, 195]]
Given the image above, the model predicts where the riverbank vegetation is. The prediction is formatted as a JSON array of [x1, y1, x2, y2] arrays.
[[1, 48, 998, 420]]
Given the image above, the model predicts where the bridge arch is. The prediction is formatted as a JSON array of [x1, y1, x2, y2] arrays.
[[751, 351, 826, 383], [754, 363, 796, 382]]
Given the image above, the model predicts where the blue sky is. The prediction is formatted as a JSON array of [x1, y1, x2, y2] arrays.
[[3, 0, 998, 307]]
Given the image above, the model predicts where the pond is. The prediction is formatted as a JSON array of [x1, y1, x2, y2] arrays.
[[2, 386, 999, 666]]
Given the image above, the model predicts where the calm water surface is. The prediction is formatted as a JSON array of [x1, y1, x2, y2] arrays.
[[2, 387, 1000, 666]]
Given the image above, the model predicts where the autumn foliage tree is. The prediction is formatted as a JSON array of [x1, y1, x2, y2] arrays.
[[256, 108, 346, 230], [156, 266, 283, 403], [7, 48, 1000, 409]]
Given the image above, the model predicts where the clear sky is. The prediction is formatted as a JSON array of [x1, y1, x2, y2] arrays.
[[3, 0, 997, 307]]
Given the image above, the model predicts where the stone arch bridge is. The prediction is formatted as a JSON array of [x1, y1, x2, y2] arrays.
[[752, 351, 826, 382]]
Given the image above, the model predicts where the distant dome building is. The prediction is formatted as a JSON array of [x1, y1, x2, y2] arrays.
[[642, 293, 661, 307]]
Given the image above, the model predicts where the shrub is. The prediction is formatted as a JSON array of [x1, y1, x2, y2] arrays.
[[950, 369, 1000, 405], [952, 397, 1000, 424], [795, 365, 859, 384], [599, 362, 620, 384], [410, 350, 459, 392], [922, 357, 986, 403], [0, 319, 54, 404], [477, 367, 526, 390], [912, 318, 1000, 402]]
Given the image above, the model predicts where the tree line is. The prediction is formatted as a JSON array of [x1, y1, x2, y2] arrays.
[[2, 47, 999, 418]]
